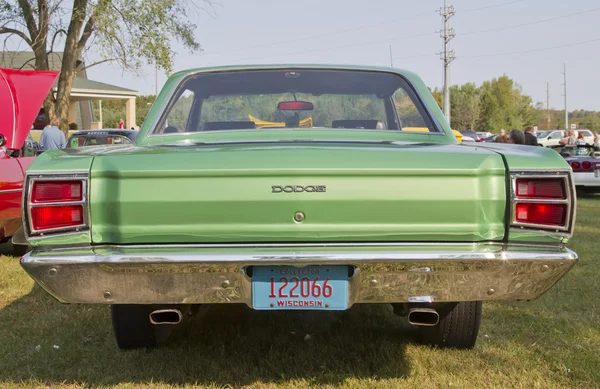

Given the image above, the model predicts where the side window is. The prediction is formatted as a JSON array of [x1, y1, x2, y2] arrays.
[[550, 132, 563, 139], [392, 88, 430, 131], [161, 89, 195, 133]]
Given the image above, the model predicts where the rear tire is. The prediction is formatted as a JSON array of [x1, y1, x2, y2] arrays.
[[111, 304, 173, 349], [418, 301, 482, 349]]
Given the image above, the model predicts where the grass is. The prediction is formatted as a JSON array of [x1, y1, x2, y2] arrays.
[[0, 198, 599, 389]]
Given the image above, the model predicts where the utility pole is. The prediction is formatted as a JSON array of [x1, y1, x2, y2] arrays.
[[389, 45, 393, 67], [438, 0, 456, 125], [561, 63, 568, 131], [546, 82, 550, 130]]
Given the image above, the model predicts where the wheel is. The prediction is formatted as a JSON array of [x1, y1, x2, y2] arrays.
[[12, 244, 30, 257], [418, 301, 482, 349], [111, 304, 174, 349]]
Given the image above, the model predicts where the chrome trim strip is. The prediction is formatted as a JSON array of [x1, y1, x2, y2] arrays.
[[0, 188, 22, 194], [21, 244, 578, 305]]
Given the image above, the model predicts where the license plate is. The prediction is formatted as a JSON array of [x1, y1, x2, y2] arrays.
[[252, 265, 348, 310]]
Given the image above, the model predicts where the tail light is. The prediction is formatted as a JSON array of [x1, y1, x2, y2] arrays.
[[511, 173, 573, 232], [25, 174, 88, 236], [570, 160, 594, 172]]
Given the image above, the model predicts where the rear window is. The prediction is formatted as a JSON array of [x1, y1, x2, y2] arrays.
[[153, 69, 438, 134], [68, 134, 133, 147]]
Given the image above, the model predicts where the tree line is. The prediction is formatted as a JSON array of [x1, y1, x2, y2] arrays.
[[431, 75, 600, 133]]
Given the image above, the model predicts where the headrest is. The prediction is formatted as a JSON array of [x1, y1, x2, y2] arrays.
[[331, 120, 382, 129], [202, 121, 256, 131]]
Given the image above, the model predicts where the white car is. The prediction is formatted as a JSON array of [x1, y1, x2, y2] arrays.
[[537, 129, 594, 147]]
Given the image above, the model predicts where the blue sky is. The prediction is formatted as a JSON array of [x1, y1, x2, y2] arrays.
[[82, 0, 600, 110]]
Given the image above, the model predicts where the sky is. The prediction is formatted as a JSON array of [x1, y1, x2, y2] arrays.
[[38, 0, 600, 110]]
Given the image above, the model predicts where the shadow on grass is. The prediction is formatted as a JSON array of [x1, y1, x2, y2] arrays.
[[0, 282, 413, 387]]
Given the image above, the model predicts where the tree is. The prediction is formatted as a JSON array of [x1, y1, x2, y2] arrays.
[[0, 0, 213, 134], [450, 83, 480, 130]]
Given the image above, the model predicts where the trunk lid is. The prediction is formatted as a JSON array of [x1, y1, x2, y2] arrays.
[[89, 142, 507, 244], [0, 68, 59, 150]]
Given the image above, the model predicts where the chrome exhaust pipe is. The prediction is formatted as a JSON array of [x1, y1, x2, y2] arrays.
[[149, 309, 183, 325], [407, 307, 440, 326]]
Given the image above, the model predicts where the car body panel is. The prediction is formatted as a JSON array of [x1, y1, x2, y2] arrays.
[[85, 142, 507, 244], [21, 65, 577, 309]]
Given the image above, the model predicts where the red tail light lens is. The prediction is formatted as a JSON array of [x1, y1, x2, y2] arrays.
[[515, 203, 567, 227], [515, 178, 566, 199], [571, 162, 580, 169], [32, 181, 83, 203], [582, 161, 591, 170], [31, 205, 84, 231]]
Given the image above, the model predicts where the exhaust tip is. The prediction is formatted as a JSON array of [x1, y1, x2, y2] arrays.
[[149, 309, 182, 325], [408, 308, 440, 327]]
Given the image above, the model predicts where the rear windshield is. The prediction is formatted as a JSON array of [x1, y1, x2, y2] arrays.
[[153, 69, 438, 134], [67, 134, 133, 147]]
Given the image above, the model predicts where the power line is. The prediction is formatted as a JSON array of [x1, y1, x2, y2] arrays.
[[461, 7, 600, 36], [221, 32, 435, 64], [198, 0, 526, 58], [462, 0, 525, 13], [462, 37, 600, 58]]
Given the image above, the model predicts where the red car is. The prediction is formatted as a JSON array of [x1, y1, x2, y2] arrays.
[[0, 68, 59, 254]]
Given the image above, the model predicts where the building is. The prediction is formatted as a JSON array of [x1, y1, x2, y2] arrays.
[[0, 51, 138, 129]]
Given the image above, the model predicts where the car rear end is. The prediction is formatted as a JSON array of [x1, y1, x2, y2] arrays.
[[19, 66, 578, 350]]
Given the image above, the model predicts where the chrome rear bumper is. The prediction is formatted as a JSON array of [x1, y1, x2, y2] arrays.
[[20, 243, 577, 306]]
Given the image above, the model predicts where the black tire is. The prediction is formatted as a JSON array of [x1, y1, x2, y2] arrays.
[[111, 304, 173, 349], [418, 301, 482, 349]]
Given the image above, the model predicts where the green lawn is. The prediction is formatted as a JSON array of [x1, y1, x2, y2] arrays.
[[0, 198, 598, 388]]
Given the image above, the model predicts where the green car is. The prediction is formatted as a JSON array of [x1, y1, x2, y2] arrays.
[[18, 65, 577, 350]]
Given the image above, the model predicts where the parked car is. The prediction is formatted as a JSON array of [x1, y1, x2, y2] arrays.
[[33, 108, 49, 129], [555, 145, 600, 192], [537, 129, 594, 147], [476, 131, 493, 139], [18, 65, 577, 351], [484, 134, 498, 142], [459, 130, 483, 142], [0, 67, 59, 255], [67, 129, 138, 148]]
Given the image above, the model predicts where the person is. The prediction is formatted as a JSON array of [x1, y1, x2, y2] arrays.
[[495, 134, 509, 143], [508, 129, 525, 144], [593, 137, 600, 152], [575, 131, 588, 156], [559, 129, 576, 145], [499, 128, 506, 137], [39, 118, 66, 151], [118, 119, 125, 129], [524, 126, 538, 146]]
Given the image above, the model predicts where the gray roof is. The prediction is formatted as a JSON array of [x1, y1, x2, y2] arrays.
[[1, 51, 137, 95], [70, 78, 137, 94], [0, 51, 64, 71]]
